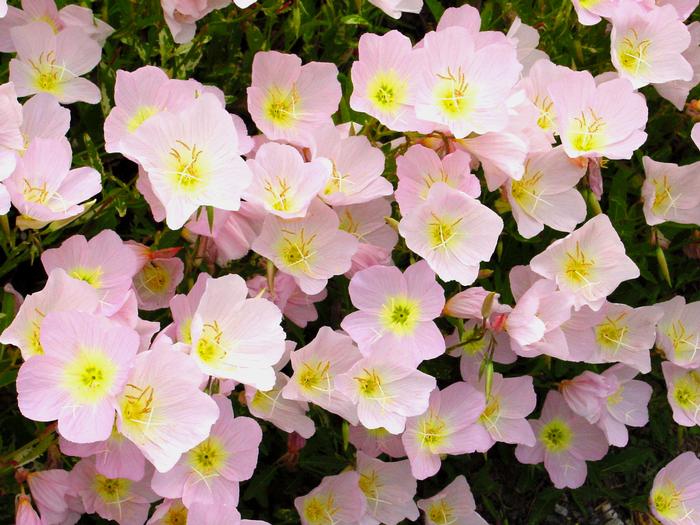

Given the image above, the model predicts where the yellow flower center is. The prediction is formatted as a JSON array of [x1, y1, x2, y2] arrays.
[[618, 29, 652, 75], [563, 241, 595, 289], [379, 296, 420, 335], [196, 321, 227, 364], [69, 266, 103, 288], [479, 395, 501, 430], [138, 262, 171, 294], [324, 164, 352, 196], [127, 106, 159, 133], [539, 418, 573, 452], [94, 475, 132, 505], [417, 413, 448, 450], [595, 314, 630, 355], [568, 109, 606, 152], [264, 177, 295, 212], [188, 437, 228, 476], [358, 470, 381, 507], [511, 162, 545, 214], [428, 213, 463, 250], [62, 349, 118, 404], [303, 495, 338, 525], [666, 321, 700, 362], [652, 482, 683, 519], [167, 140, 209, 193], [298, 361, 331, 394], [163, 502, 189, 525], [355, 368, 383, 398], [427, 500, 455, 525], [434, 67, 476, 118], [672, 371, 700, 413], [278, 228, 316, 271], [25, 309, 46, 357], [367, 70, 407, 113], [29, 52, 65, 95], [533, 94, 555, 131], [651, 175, 679, 216], [264, 86, 300, 128], [120, 383, 155, 430]]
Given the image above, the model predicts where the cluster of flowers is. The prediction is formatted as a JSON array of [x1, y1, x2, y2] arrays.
[[1, 0, 700, 524]]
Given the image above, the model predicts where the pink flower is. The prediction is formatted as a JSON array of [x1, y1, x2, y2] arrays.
[[529, 214, 640, 311], [5, 137, 100, 223], [418, 475, 489, 525], [41, 230, 140, 316], [349, 425, 406, 458], [0, 268, 99, 359], [395, 145, 479, 215], [19, 93, 70, 147], [122, 93, 252, 230], [282, 327, 361, 424], [341, 260, 445, 366], [656, 21, 700, 110], [610, 4, 693, 88], [356, 452, 419, 525], [349, 30, 429, 132], [548, 70, 647, 159], [650, 452, 700, 525], [642, 156, 700, 226], [310, 124, 392, 206], [507, 16, 549, 74], [402, 382, 487, 480], [244, 142, 330, 218], [15, 494, 42, 525], [151, 395, 261, 508], [189, 273, 285, 389], [58, 4, 113, 45], [453, 131, 528, 191], [662, 361, 700, 426], [295, 471, 367, 525], [17, 311, 138, 443], [26, 469, 79, 525], [247, 272, 326, 328], [116, 343, 219, 472], [515, 390, 608, 489], [336, 353, 436, 434], [10, 22, 101, 104], [414, 27, 521, 138], [505, 146, 587, 238], [147, 499, 189, 525], [161, 0, 229, 44], [0, 81, 24, 152], [69, 457, 158, 525], [560, 370, 618, 423], [60, 430, 146, 482], [399, 183, 503, 285], [129, 246, 184, 311], [655, 296, 700, 368], [446, 326, 516, 382], [247, 51, 341, 146], [252, 200, 358, 295], [166, 271, 209, 346], [368, 0, 422, 19], [570, 0, 617, 26]]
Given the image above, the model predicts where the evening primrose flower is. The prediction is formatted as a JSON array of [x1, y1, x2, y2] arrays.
[[335, 353, 436, 434], [650, 452, 700, 525], [355, 452, 419, 525], [656, 21, 700, 110], [247, 51, 341, 146], [9, 22, 101, 104], [294, 471, 367, 525], [655, 296, 700, 368], [252, 200, 358, 295], [0, 268, 99, 360], [548, 70, 648, 160], [151, 395, 262, 508], [529, 214, 640, 311], [244, 142, 330, 218], [642, 157, 700, 226], [17, 311, 139, 444], [340, 260, 446, 366], [368, 0, 422, 19], [662, 362, 700, 427], [402, 382, 487, 480], [116, 342, 219, 472], [121, 93, 253, 230], [610, 4, 693, 89], [417, 475, 489, 525], [515, 390, 608, 489], [350, 30, 430, 132], [399, 183, 503, 286], [348, 425, 406, 458], [26, 469, 79, 525], [505, 146, 587, 239]]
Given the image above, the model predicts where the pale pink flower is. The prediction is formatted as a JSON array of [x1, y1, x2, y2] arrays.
[[453, 131, 528, 191], [41, 230, 140, 316], [505, 146, 587, 238], [69, 457, 158, 525], [507, 16, 549, 74], [245, 142, 330, 218], [610, 4, 693, 89], [116, 343, 219, 472], [161, 0, 229, 44], [20, 92, 70, 146], [10, 22, 101, 104], [549, 71, 647, 159], [295, 471, 367, 525], [399, 183, 503, 286], [247, 51, 341, 146], [5, 137, 100, 223], [356, 452, 419, 525], [349, 30, 429, 132], [166, 271, 209, 346], [656, 22, 700, 110], [414, 27, 521, 138], [560, 370, 618, 423], [283, 327, 361, 424], [402, 382, 487, 480], [642, 156, 700, 226], [368, 0, 422, 18], [0, 268, 99, 359], [349, 425, 406, 458], [107, 290, 161, 353], [446, 326, 516, 382], [247, 272, 326, 328], [252, 199, 358, 295], [122, 93, 252, 230], [189, 273, 285, 389], [662, 361, 700, 426], [151, 395, 261, 508], [506, 279, 575, 360], [336, 353, 436, 434], [417, 475, 489, 525], [395, 145, 479, 215], [515, 390, 608, 489], [655, 296, 700, 368], [58, 4, 114, 45], [131, 247, 184, 311], [17, 311, 138, 443], [310, 124, 392, 206], [0, 81, 23, 151], [650, 451, 700, 525], [26, 469, 79, 525], [570, 0, 617, 26], [529, 214, 640, 311], [341, 260, 445, 366], [15, 494, 42, 525], [147, 499, 189, 525]]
